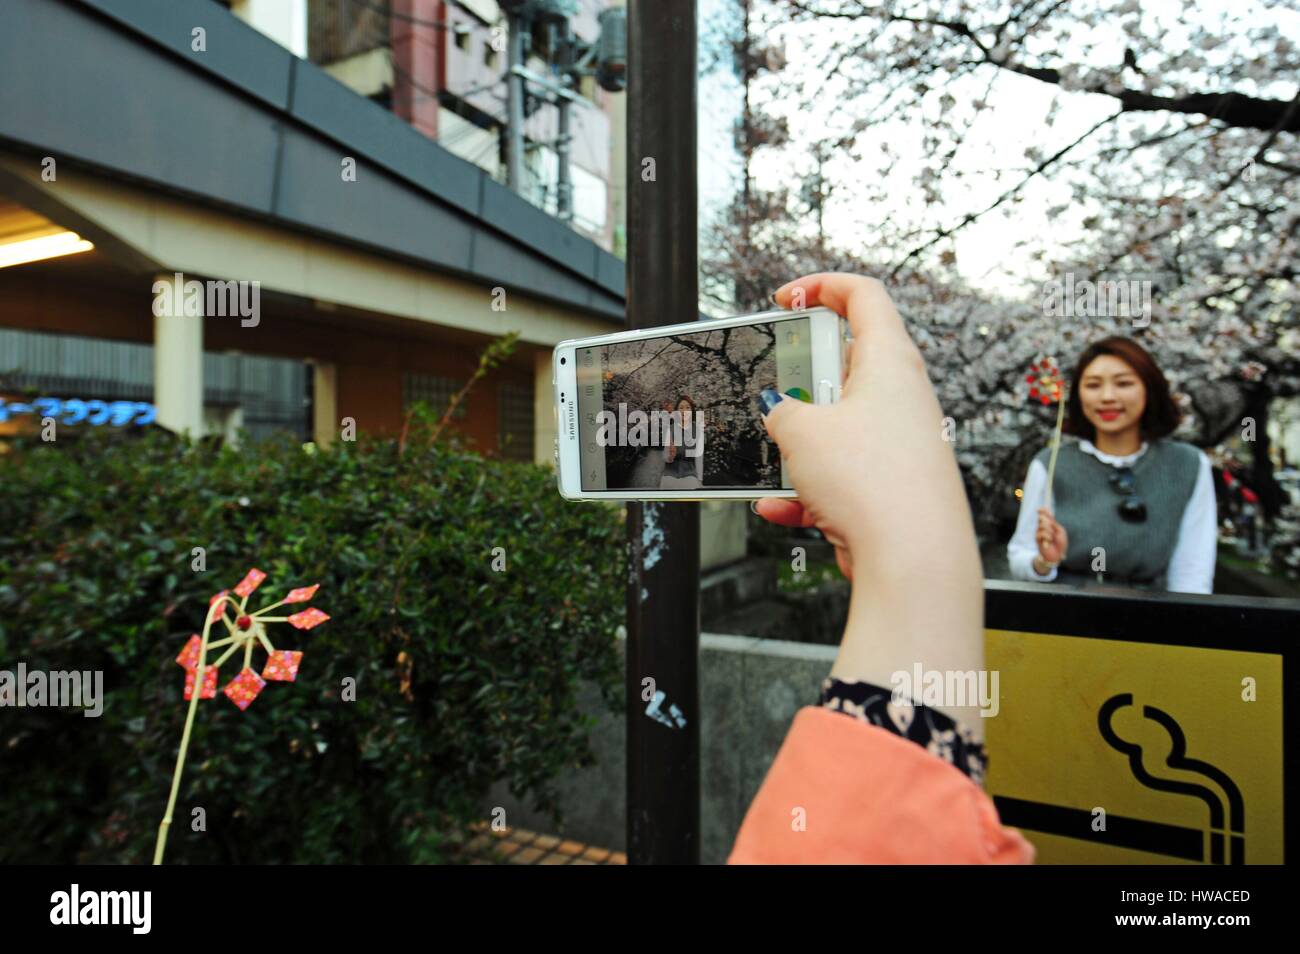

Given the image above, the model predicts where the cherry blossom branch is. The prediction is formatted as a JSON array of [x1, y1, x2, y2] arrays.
[[889, 109, 1120, 277], [781, 1, 1300, 132]]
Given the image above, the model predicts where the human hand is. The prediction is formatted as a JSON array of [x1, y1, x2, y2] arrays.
[[752, 274, 985, 707], [754, 274, 978, 583], [1035, 507, 1068, 567]]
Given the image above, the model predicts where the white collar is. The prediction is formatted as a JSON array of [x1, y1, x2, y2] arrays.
[[1078, 438, 1149, 467]]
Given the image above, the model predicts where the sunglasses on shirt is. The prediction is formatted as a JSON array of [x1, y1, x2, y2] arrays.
[[1109, 467, 1148, 523]]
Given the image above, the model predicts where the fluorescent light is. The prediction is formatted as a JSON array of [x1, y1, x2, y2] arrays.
[[0, 230, 94, 269]]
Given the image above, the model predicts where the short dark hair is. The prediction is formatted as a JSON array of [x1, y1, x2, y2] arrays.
[[1064, 337, 1181, 441]]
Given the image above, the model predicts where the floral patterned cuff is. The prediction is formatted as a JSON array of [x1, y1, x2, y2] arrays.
[[818, 677, 988, 785]]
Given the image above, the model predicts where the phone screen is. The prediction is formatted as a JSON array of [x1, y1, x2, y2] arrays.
[[574, 316, 813, 491]]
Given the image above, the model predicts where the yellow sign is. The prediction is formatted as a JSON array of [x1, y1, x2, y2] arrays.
[[984, 629, 1284, 864]]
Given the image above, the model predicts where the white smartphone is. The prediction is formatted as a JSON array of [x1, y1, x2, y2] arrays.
[[552, 306, 844, 500]]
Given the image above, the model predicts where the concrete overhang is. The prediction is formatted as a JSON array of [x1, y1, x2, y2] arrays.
[[0, 153, 615, 349]]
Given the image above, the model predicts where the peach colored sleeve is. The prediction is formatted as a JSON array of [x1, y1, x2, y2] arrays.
[[727, 706, 1035, 864]]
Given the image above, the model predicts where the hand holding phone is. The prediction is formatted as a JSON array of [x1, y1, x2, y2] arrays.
[[553, 306, 844, 500], [748, 273, 986, 727]]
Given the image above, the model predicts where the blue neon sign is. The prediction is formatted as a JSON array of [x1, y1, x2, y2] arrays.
[[0, 397, 156, 427]]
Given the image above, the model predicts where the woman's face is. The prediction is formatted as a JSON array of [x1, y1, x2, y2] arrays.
[[1079, 355, 1146, 438], [677, 399, 693, 426]]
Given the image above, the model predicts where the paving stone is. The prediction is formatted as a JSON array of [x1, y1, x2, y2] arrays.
[[459, 825, 621, 866], [509, 846, 546, 865]]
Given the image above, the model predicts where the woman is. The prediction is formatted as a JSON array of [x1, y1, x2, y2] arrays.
[[1007, 337, 1216, 594], [729, 273, 1032, 864], [659, 395, 704, 490]]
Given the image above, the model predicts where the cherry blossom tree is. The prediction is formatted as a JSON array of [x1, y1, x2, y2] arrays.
[[702, 0, 1298, 573]]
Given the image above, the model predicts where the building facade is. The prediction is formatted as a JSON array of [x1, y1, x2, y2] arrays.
[[0, 0, 625, 461], [301, 0, 623, 253]]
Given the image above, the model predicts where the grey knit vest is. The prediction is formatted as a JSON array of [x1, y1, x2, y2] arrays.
[[1033, 439, 1201, 587]]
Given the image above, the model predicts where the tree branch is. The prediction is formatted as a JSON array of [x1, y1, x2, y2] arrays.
[[889, 109, 1120, 277]]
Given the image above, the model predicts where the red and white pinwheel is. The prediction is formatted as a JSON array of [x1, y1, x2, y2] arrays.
[[1025, 358, 1064, 406], [1024, 358, 1069, 511], [157, 568, 332, 865], [174, 569, 328, 711]]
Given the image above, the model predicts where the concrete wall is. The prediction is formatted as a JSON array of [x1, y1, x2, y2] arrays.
[[700, 501, 749, 570], [485, 632, 837, 865]]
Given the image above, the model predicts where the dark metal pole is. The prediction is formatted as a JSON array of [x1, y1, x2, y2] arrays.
[[556, 20, 574, 223], [625, 0, 701, 866], [505, 13, 527, 193]]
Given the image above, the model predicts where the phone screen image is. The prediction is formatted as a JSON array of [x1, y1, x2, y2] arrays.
[[574, 317, 813, 492]]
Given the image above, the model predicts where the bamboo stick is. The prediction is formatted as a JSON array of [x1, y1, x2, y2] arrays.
[[1044, 391, 1067, 514], [154, 595, 235, 864]]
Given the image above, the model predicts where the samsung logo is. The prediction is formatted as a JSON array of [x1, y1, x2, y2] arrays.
[[567, 403, 577, 439]]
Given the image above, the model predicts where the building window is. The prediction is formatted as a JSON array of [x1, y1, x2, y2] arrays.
[[484, 42, 499, 70], [307, 0, 389, 66], [498, 382, 534, 462], [403, 372, 465, 419]]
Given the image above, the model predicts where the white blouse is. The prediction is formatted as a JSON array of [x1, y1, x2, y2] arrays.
[[659, 422, 704, 488], [1006, 439, 1217, 594]]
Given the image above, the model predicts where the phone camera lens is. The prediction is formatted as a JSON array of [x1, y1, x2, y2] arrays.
[[560, 357, 567, 365]]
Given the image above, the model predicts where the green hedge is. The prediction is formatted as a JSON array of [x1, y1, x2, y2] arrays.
[[0, 422, 625, 863]]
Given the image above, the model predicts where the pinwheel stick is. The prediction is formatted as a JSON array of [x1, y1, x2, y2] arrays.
[[1043, 393, 1067, 514], [153, 594, 237, 865]]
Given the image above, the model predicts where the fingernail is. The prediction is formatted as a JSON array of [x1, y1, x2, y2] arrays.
[[749, 500, 761, 515], [769, 292, 782, 306], [757, 387, 784, 416]]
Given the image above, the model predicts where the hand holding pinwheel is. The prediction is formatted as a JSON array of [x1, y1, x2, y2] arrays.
[[1035, 507, 1069, 567]]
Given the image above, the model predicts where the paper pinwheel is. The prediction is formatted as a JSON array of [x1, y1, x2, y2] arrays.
[[1025, 358, 1068, 512], [155, 569, 330, 864], [1025, 358, 1064, 406], [175, 570, 328, 711]]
